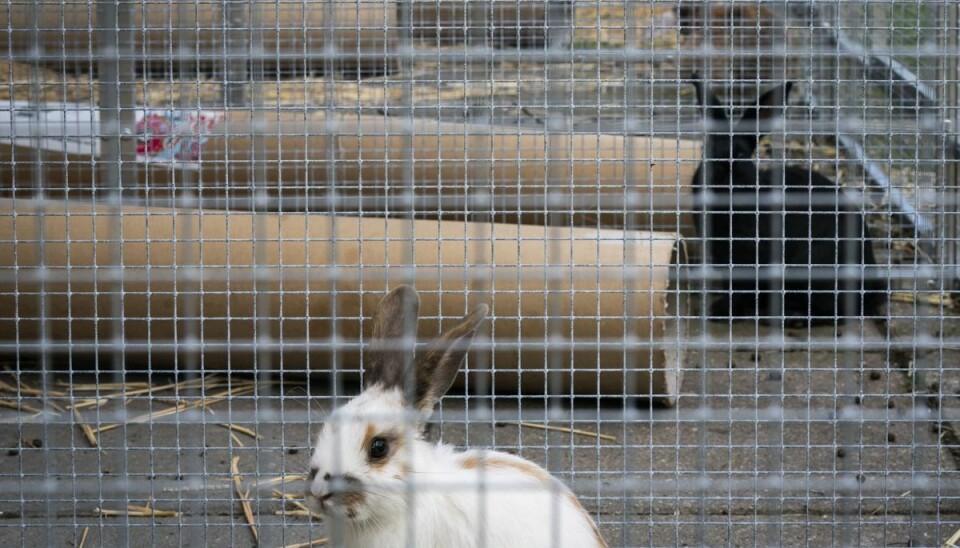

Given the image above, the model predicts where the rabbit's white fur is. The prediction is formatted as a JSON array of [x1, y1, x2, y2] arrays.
[[307, 385, 604, 548], [305, 286, 606, 548]]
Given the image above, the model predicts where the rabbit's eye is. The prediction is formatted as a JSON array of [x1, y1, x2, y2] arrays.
[[369, 437, 389, 460]]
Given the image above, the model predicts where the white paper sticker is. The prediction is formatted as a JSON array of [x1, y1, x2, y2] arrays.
[[0, 101, 224, 168]]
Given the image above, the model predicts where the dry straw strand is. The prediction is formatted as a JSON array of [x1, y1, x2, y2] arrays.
[[95, 385, 255, 435], [73, 408, 99, 448], [95, 505, 180, 518], [278, 539, 329, 548], [0, 400, 43, 414], [218, 423, 262, 440], [231, 456, 259, 543], [515, 422, 618, 442]]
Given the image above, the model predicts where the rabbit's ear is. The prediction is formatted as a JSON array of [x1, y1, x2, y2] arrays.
[[412, 304, 488, 414], [365, 285, 420, 391], [691, 74, 727, 122], [739, 82, 793, 126]]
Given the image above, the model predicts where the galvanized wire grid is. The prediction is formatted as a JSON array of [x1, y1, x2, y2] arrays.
[[0, 0, 958, 546]]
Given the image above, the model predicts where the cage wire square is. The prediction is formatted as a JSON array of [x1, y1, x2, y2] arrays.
[[0, 0, 957, 546]]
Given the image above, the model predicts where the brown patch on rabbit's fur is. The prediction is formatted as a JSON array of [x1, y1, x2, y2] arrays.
[[322, 473, 367, 515], [565, 492, 608, 548], [363, 426, 405, 470], [458, 452, 551, 484], [361, 423, 377, 453], [340, 489, 366, 514]]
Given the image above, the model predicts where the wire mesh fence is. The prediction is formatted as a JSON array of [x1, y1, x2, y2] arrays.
[[0, 0, 957, 546]]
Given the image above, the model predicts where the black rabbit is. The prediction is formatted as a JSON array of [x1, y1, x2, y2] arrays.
[[690, 77, 887, 324]]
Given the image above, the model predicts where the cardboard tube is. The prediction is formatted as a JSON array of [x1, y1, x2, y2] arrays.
[[0, 198, 688, 405], [3, 0, 396, 68], [0, 109, 699, 234], [4, 0, 549, 57]]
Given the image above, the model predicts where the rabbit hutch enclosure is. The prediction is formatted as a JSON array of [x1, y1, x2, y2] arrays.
[[0, 0, 958, 546]]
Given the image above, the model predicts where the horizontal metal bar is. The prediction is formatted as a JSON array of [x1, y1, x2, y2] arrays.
[[0, 337, 943, 356], [3, 406, 945, 428], [0, 191, 910, 213], [0, 269, 936, 288], [0, 475, 954, 500], [3, 46, 956, 65]]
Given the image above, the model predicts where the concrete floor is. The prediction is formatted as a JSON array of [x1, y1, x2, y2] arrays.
[[0, 314, 958, 547]]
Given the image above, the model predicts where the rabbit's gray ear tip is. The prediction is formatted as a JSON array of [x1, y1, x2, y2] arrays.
[[469, 303, 489, 322], [460, 303, 489, 329], [384, 284, 421, 306]]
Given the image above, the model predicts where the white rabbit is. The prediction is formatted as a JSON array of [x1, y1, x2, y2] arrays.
[[305, 285, 607, 548]]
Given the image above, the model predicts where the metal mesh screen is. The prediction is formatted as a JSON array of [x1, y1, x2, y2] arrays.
[[0, 0, 957, 546]]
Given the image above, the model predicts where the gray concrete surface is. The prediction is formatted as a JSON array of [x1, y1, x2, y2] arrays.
[[0, 314, 957, 547]]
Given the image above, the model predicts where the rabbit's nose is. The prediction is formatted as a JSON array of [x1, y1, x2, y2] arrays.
[[306, 473, 336, 499]]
